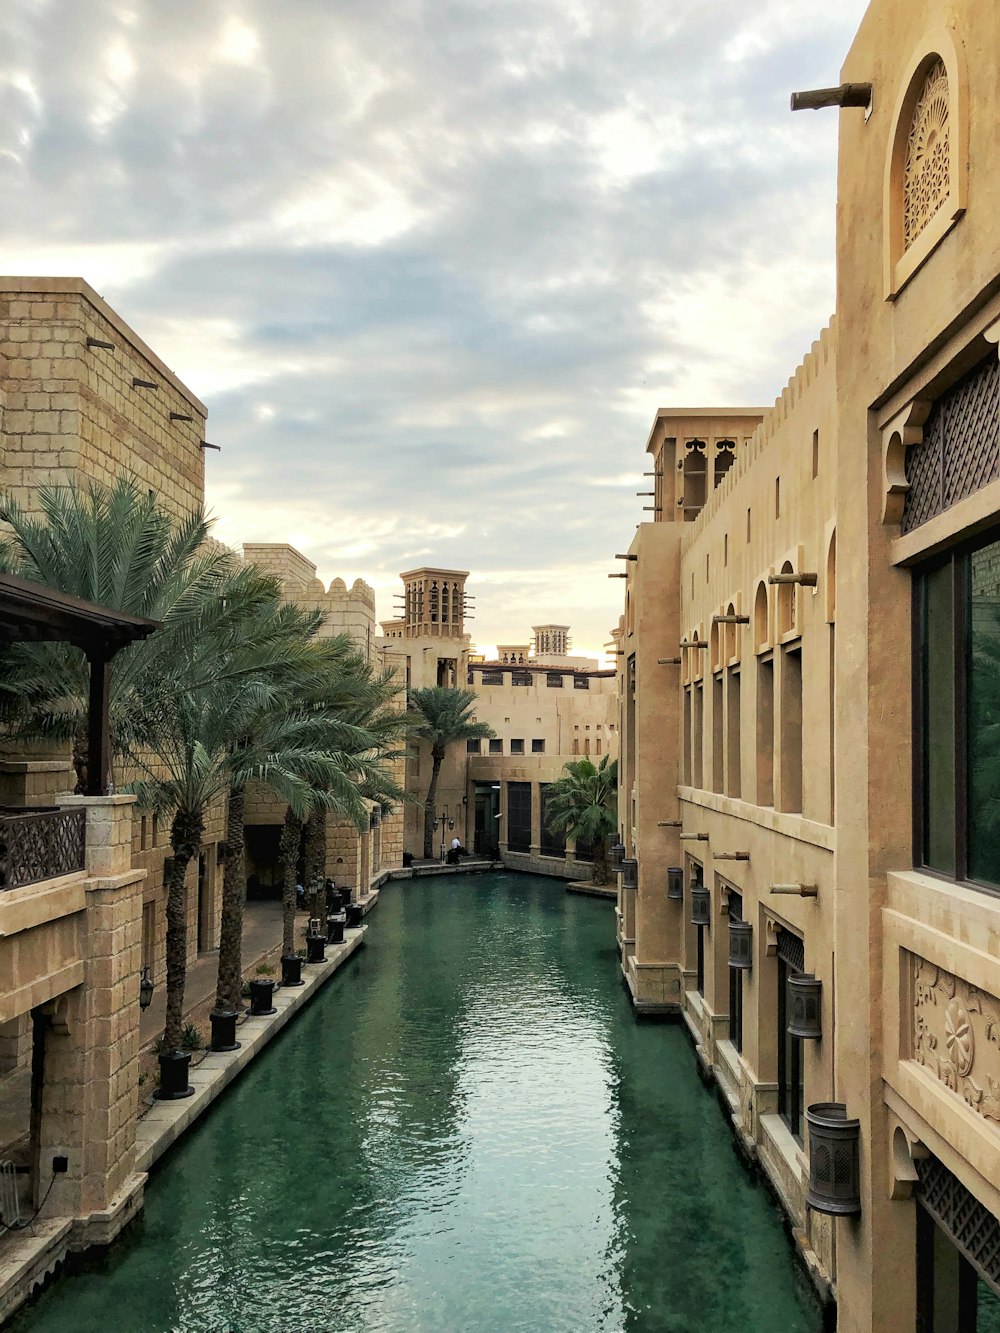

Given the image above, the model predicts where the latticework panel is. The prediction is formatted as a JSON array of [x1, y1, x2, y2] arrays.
[[902, 357, 1000, 534], [903, 59, 950, 251], [2, 808, 86, 889], [777, 928, 805, 972], [917, 1156, 1000, 1297]]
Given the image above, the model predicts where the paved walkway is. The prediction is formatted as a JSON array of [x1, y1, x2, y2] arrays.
[[140, 898, 285, 1045]]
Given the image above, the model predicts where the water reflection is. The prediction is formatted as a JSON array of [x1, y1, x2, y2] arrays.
[[13, 873, 819, 1333]]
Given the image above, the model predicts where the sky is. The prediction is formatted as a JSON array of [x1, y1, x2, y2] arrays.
[[0, 0, 870, 659]]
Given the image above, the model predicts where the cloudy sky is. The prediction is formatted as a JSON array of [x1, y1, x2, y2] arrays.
[[1, 0, 869, 657]]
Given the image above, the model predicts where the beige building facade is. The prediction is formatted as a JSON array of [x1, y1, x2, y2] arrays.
[[380, 573, 619, 875], [616, 1, 1000, 1327]]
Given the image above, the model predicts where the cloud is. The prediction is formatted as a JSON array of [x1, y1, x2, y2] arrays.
[[0, 0, 869, 654]]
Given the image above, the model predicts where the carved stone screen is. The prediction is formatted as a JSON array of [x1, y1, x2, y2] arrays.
[[903, 58, 951, 252]]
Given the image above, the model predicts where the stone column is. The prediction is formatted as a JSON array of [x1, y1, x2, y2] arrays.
[[40, 795, 145, 1232], [529, 782, 542, 858]]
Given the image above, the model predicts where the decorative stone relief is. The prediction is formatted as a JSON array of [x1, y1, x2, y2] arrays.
[[903, 59, 950, 251], [912, 956, 1000, 1123]]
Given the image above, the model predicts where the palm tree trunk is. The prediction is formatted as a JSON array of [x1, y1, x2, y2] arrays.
[[215, 786, 246, 1015], [72, 722, 88, 795], [164, 807, 204, 1053], [593, 835, 609, 886], [304, 806, 327, 922], [423, 749, 443, 858], [281, 807, 303, 957]]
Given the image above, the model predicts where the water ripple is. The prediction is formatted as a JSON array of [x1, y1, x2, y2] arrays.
[[12, 873, 820, 1333]]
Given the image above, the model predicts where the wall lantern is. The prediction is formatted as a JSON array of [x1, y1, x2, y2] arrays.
[[806, 1103, 862, 1215], [690, 883, 710, 927], [609, 840, 626, 872], [788, 973, 823, 1039], [139, 966, 154, 1012], [621, 858, 638, 890], [729, 919, 753, 970], [667, 867, 684, 900]]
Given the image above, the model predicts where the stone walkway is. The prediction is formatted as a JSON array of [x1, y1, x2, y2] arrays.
[[140, 898, 285, 1045]]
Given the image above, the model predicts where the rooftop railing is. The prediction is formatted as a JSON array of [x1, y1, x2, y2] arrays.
[[0, 806, 87, 890]]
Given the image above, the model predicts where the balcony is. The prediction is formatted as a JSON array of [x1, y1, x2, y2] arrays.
[[0, 807, 87, 890]]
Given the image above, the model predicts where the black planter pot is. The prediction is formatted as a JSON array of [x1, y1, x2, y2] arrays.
[[281, 954, 304, 987], [327, 914, 345, 944], [155, 1050, 195, 1100], [346, 902, 363, 929], [209, 1009, 240, 1053], [306, 933, 326, 964], [248, 978, 276, 1016]]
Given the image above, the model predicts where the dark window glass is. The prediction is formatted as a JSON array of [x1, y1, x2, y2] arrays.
[[916, 533, 1000, 892], [507, 782, 531, 853], [968, 544, 1000, 885], [531, 738, 545, 753], [573, 676, 590, 690], [921, 561, 956, 874], [777, 957, 804, 1143], [488, 739, 502, 755], [540, 785, 565, 857], [466, 739, 481, 754], [546, 674, 563, 688], [510, 739, 524, 754]]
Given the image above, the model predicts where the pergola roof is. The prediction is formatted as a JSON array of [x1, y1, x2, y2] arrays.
[[0, 572, 159, 651], [0, 572, 160, 797]]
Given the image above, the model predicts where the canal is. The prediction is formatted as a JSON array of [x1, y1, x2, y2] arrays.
[[13, 873, 821, 1333]]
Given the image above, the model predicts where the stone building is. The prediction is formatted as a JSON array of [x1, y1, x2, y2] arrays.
[[615, 1, 1000, 1327], [238, 543, 405, 897], [0, 277, 224, 994], [0, 282, 408, 1316], [381, 569, 618, 875]]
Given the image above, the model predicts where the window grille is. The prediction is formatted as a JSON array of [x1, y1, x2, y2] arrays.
[[546, 674, 563, 688], [903, 356, 1000, 533], [512, 670, 532, 686], [482, 670, 503, 685], [539, 785, 565, 858], [776, 927, 805, 972], [917, 1156, 1000, 1297], [507, 782, 531, 852]]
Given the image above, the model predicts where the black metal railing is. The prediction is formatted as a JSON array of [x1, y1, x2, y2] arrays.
[[0, 807, 87, 890]]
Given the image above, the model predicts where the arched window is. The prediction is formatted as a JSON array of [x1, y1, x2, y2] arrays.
[[884, 33, 967, 296]]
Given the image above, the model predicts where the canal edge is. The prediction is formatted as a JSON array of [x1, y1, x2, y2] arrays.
[[135, 926, 367, 1175]]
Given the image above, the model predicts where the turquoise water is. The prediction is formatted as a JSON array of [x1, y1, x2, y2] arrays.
[[13, 873, 820, 1332]]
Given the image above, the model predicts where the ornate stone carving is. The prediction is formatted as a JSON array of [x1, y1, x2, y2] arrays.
[[903, 59, 950, 251], [912, 956, 1000, 1123]]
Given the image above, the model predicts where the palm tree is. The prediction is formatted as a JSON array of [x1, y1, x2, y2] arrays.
[[129, 622, 376, 1061], [0, 475, 266, 790], [409, 687, 494, 857], [213, 626, 402, 1014], [543, 755, 619, 885]]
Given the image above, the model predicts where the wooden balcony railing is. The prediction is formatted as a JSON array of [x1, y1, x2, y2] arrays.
[[0, 807, 87, 890]]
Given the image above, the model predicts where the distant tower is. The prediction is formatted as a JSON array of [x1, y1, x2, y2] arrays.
[[399, 568, 470, 639], [532, 625, 571, 658]]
